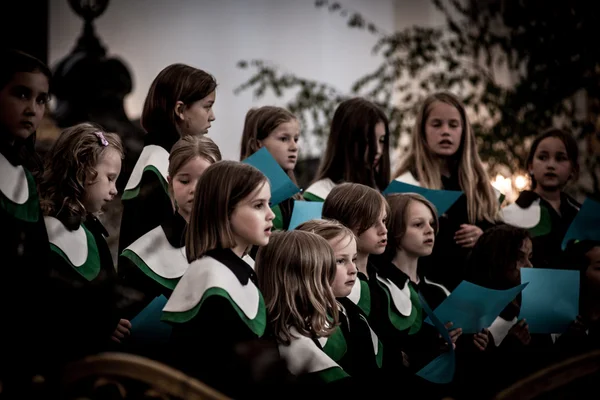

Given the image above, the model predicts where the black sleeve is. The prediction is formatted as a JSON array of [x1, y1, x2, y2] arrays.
[[118, 173, 173, 254], [0, 208, 54, 382], [117, 255, 166, 320], [167, 295, 264, 398], [47, 250, 120, 364]]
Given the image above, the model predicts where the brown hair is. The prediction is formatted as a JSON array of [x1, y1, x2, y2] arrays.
[[295, 219, 356, 245], [526, 128, 580, 189], [394, 92, 498, 224], [240, 106, 297, 163], [40, 122, 123, 223], [256, 230, 339, 345], [185, 160, 268, 261], [322, 182, 390, 235], [383, 193, 439, 260], [141, 63, 217, 146], [314, 97, 391, 191], [168, 135, 221, 179]]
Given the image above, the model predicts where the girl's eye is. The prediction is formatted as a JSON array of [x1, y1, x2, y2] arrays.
[[336, 258, 345, 265], [179, 180, 189, 185], [255, 203, 264, 209]]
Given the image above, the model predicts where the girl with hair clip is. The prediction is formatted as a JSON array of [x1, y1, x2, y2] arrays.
[[119, 63, 217, 254], [295, 219, 384, 380], [501, 128, 580, 270], [39, 122, 130, 365], [240, 105, 301, 230], [304, 97, 390, 201], [393, 92, 500, 290], [321, 183, 389, 319], [0, 48, 54, 393], [162, 160, 275, 398], [118, 136, 221, 360], [463, 224, 552, 397]]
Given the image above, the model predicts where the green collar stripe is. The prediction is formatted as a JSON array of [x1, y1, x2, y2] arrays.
[[357, 280, 372, 316], [303, 192, 324, 202], [162, 286, 266, 336], [528, 205, 552, 237], [121, 249, 180, 290], [321, 327, 347, 362], [49, 225, 101, 281], [122, 165, 168, 200], [316, 366, 350, 383], [272, 204, 283, 231], [0, 168, 39, 222], [375, 339, 384, 368], [378, 280, 422, 333]]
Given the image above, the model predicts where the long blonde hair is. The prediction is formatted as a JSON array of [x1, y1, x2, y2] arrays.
[[394, 92, 498, 223], [256, 230, 339, 345]]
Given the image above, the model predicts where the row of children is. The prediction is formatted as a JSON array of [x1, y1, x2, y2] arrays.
[[1, 49, 598, 399]]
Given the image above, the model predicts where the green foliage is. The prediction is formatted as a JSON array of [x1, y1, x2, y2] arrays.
[[235, 0, 600, 197]]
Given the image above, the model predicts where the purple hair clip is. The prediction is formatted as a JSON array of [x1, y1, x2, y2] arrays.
[[94, 131, 109, 147]]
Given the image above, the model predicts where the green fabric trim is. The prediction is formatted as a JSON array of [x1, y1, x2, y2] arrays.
[[0, 168, 39, 222], [527, 204, 552, 237], [122, 166, 168, 201], [272, 204, 283, 231], [121, 249, 181, 290], [162, 287, 266, 336], [303, 192, 324, 202], [375, 338, 384, 368], [315, 366, 350, 383], [321, 327, 347, 363], [357, 279, 372, 316], [498, 193, 506, 206], [49, 224, 101, 281], [378, 280, 422, 334]]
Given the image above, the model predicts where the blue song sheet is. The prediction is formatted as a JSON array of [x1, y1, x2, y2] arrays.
[[289, 200, 324, 230], [520, 268, 580, 334], [425, 281, 529, 334], [243, 147, 300, 206], [561, 197, 600, 249], [130, 294, 172, 343], [416, 293, 455, 384], [383, 180, 463, 215]]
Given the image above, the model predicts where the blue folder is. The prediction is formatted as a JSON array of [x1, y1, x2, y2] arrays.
[[425, 281, 528, 333], [520, 268, 579, 334], [383, 180, 463, 215], [243, 147, 300, 206], [561, 197, 600, 249], [289, 201, 324, 230]]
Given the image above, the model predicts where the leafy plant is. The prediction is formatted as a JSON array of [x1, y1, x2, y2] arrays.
[[235, 0, 600, 198]]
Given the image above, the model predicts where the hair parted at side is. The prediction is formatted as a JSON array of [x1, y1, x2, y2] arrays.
[[322, 182, 390, 235], [168, 135, 221, 178], [383, 193, 439, 260], [394, 92, 498, 224], [255, 230, 339, 345], [526, 127, 580, 189], [39, 122, 123, 224], [141, 63, 217, 145], [186, 160, 268, 261], [314, 97, 391, 191], [239, 106, 297, 161]]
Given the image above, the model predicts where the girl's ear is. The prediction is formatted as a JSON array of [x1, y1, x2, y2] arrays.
[[167, 175, 172, 185], [174, 101, 186, 121]]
